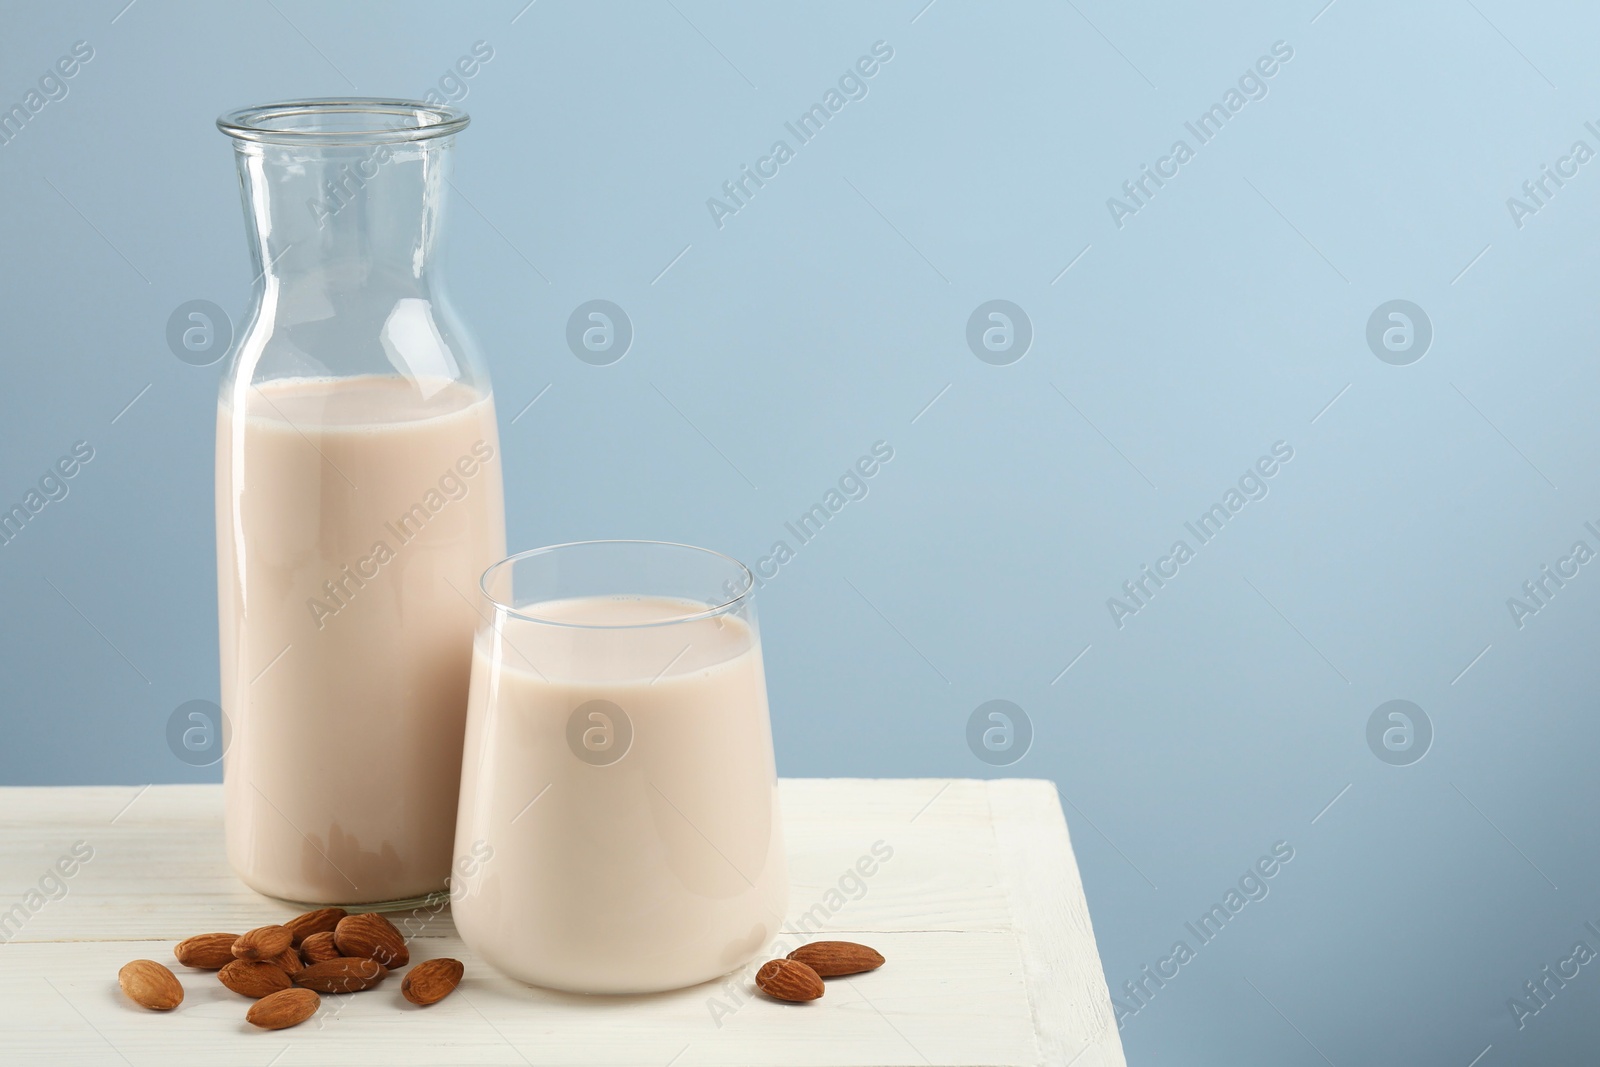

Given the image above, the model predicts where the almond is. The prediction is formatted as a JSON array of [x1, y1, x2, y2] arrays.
[[284, 907, 346, 947], [401, 957, 464, 1006], [246, 987, 321, 1030], [333, 913, 408, 968], [118, 959, 184, 1011], [787, 940, 886, 977], [295, 957, 388, 993], [300, 930, 340, 963], [219, 959, 293, 998], [233, 924, 293, 962], [755, 958, 824, 1002], [173, 932, 239, 970], [269, 946, 303, 975]]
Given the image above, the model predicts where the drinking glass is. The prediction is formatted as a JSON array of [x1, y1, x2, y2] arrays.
[[451, 541, 788, 994]]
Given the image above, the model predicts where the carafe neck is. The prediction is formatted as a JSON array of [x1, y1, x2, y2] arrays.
[[232, 137, 453, 314]]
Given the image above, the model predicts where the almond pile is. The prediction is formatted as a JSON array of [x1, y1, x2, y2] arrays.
[[119, 907, 462, 1029], [122, 921, 883, 1019], [754, 940, 886, 1003]]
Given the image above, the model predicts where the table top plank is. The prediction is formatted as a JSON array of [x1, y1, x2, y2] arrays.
[[0, 779, 1126, 1067]]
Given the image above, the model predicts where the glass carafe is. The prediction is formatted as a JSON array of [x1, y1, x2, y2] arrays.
[[214, 99, 506, 907]]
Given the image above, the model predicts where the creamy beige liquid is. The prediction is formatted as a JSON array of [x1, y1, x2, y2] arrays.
[[217, 375, 505, 904], [451, 596, 787, 994]]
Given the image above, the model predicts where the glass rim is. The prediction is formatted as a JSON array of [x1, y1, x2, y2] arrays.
[[216, 97, 469, 145], [478, 539, 755, 630]]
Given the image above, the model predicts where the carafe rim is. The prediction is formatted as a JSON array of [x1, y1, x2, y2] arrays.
[[217, 97, 469, 146]]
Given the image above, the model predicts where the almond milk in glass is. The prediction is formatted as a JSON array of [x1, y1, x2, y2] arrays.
[[451, 541, 789, 993], [214, 100, 505, 906]]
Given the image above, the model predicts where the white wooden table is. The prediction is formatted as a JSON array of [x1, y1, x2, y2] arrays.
[[0, 779, 1125, 1067]]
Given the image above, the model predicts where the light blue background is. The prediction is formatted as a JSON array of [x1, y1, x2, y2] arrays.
[[2, 1, 1598, 1063]]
